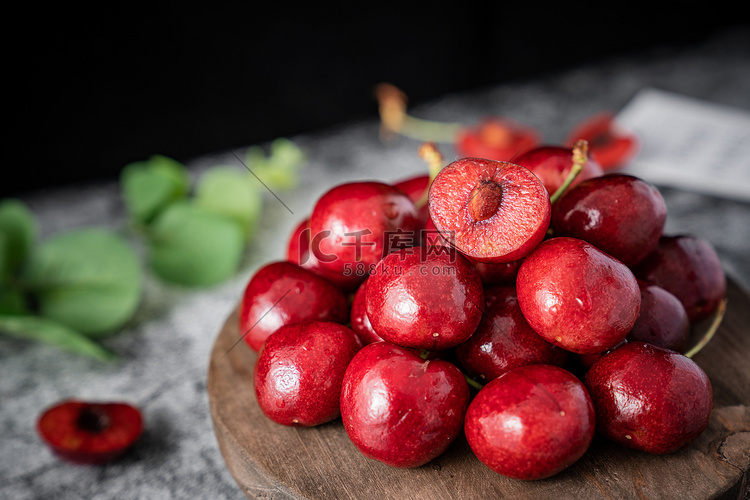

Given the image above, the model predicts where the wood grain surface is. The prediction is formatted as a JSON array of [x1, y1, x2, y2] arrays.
[[207, 278, 750, 500]]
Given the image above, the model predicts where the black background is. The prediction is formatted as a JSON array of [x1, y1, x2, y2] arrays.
[[7, 3, 747, 197]]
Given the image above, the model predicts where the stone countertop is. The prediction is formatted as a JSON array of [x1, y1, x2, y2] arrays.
[[1, 27, 749, 500]]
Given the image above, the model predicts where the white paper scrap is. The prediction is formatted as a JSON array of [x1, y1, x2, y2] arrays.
[[616, 88, 750, 202]]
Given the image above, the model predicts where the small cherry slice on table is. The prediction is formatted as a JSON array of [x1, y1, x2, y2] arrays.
[[428, 157, 551, 264], [37, 400, 143, 465], [455, 117, 541, 162]]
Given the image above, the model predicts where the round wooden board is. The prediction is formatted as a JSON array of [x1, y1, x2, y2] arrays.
[[208, 278, 750, 500]]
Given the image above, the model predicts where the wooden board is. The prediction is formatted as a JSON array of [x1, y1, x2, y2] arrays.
[[207, 278, 750, 500]]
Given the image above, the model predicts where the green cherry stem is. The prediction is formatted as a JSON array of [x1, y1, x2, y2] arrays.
[[685, 298, 728, 359], [376, 83, 462, 143], [549, 139, 589, 205], [415, 142, 445, 209]]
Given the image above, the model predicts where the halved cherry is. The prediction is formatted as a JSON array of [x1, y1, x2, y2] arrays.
[[37, 400, 143, 465], [455, 117, 541, 162], [565, 112, 640, 171]]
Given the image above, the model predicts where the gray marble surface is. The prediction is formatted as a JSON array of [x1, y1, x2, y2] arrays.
[[1, 27, 749, 500]]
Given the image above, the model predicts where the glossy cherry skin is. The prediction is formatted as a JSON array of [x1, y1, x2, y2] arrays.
[[393, 173, 430, 225], [470, 258, 522, 287], [550, 174, 667, 267], [428, 158, 551, 264], [516, 237, 641, 355], [308, 181, 422, 290], [584, 341, 713, 454], [455, 117, 540, 162], [238, 261, 350, 351], [254, 321, 362, 426], [633, 235, 726, 322], [627, 280, 689, 352], [285, 217, 369, 292], [465, 364, 596, 480], [512, 144, 603, 195], [349, 279, 384, 345], [340, 342, 470, 468], [365, 246, 484, 351], [455, 286, 567, 383], [37, 400, 143, 465], [566, 111, 640, 171]]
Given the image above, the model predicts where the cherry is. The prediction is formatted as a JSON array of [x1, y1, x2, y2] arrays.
[[627, 280, 690, 352], [565, 111, 640, 171], [470, 258, 522, 287], [584, 341, 713, 454], [465, 364, 595, 480], [550, 174, 667, 268], [308, 181, 422, 290], [455, 117, 541, 162], [516, 237, 641, 355], [238, 261, 350, 351], [365, 246, 484, 351], [254, 321, 362, 427], [428, 157, 551, 264], [393, 173, 431, 225], [349, 278, 384, 345], [512, 144, 603, 195], [455, 285, 567, 383], [632, 235, 726, 322], [37, 400, 143, 465], [340, 341, 470, 468]]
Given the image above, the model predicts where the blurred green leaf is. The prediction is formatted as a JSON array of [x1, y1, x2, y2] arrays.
[[244, 138, 305, 190], [148, 202, 245, 287], [0, 199, 37, 281], [121, 155, 190, 225], [0, 287, 27, 315], [22, 228, 142, 336], [194, 166, 262, 241], [0, 314, 116, 361]]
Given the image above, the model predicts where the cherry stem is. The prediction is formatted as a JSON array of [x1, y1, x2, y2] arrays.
[[549, 139, 589, 204], [415, 142, 444, 209], [684, 298, 727, 359], [375, 83, 462, 143]]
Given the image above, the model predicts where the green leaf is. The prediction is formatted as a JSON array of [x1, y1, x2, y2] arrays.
[[0, 287, 28, 315], [194, 166, 262, 241], [121, 155, 190, 225], [244, 138, 305, 190], [0, 199, 37, 281], [148, 202, 245, 287], [22, 228, 142, 336], [0, 314, 116, 361]]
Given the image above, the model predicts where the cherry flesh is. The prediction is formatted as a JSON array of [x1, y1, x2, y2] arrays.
[[340, 341, 470, 468], [584, 341, 713, 454], [464, 364, 595, 480], [238, 261, 350, 351], [428, 158, 551, 264], [455, 117, 540, 162], [455, 285, 567, 383], [566, 111, 640, 171], [37, 400, 143, 465], [550, 174, 667, 268], [254, 321, 362, 427], [516, 237, 641, 355]]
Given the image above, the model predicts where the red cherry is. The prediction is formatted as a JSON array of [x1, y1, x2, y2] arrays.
[[465, 364, 595, 480], [37, 400, 143, 465], [566, 112, 640, 171], [512, 144, 603, 195], [349, 279, 384, 345], [455, 117, 540, 162]]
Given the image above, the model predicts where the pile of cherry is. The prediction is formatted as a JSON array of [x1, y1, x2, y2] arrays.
[[239, 141, 727, 481]]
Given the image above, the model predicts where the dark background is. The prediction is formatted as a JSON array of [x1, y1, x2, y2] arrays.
[[7, 3, 747, 197]]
